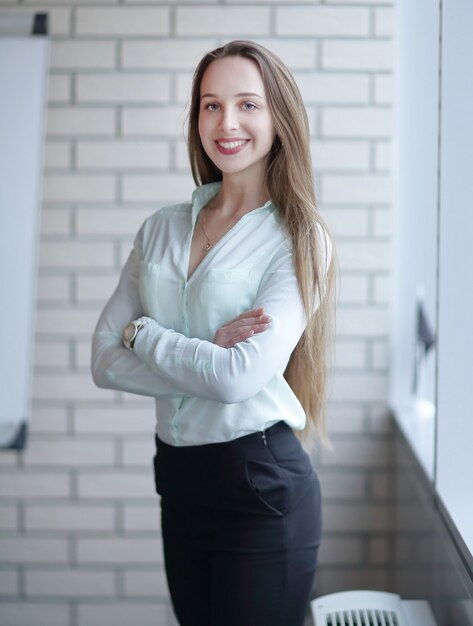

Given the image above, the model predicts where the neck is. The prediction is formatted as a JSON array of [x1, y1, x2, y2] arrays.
[[211, 172, 271, 217]]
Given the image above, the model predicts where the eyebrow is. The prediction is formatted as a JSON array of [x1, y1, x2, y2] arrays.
[[200, 92, 264, 100]]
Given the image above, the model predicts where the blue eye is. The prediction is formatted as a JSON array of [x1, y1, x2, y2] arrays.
[[205, 103, 219, 111], [243, 102, 257, 111]]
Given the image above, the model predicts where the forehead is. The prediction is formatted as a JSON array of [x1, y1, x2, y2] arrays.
[[200, 56, 266, 97]]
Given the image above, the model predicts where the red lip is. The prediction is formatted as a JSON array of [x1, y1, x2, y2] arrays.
[[214, 139, 250, 155]]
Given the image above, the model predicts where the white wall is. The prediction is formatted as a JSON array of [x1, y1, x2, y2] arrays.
[[0, 2, 395, 624]]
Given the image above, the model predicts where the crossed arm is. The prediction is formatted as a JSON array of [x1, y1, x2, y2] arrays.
[[91, 229, 327, 403]]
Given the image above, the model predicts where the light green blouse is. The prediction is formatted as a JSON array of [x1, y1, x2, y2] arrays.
[[92, 182, 331, 446]]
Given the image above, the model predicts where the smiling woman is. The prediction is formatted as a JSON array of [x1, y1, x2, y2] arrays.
[[91, 40, 337, 626]]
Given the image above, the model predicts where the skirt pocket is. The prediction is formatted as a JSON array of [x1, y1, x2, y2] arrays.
[[244, 458, 290, 517]]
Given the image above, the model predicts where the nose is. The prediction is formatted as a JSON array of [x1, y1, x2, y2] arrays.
[[220, 107, 239, 132]]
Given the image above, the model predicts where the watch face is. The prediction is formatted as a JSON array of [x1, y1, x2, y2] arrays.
[[123, 323, 136, 342]]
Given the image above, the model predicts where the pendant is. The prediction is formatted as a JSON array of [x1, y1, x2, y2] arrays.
[[203, 242, 212, 251]]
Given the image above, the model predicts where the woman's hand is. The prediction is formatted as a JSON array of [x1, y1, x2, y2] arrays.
[[213, 307, 271, 348]]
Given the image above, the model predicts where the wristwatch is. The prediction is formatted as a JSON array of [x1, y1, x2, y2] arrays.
[[122, 316, 152, 350]]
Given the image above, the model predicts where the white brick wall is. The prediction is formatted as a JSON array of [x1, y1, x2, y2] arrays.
[[0, 0, 395, 622]]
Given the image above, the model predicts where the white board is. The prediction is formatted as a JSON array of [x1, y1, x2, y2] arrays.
[[0, 19, 49, 448]]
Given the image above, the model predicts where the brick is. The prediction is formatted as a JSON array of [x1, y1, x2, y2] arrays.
[[76, 273, 119, 302], [343, 276, 371, 310], [26, 504, 114, 531], [123, 439, 155, 466], [78, 602, 168, 626], [322, 40, 394, 71], [36, 276, 70, 304], [319, 536, 363, 564], [337, 241, 391, 271], [375, 74, 394, 104], [39, 241, 114, 269], [326, 0, 392, 3], [47, 75, 71, 104], [295, 72, 369, 104], [35, 305, 100, 337], [50, 41, 115, 70], [77, 141, 168, 170], [367, 409, 393, 435], [335, 338, 366, 368], [77, 74, 171, 104], [47, 108, 116, 137], [76, 7, 170, 36], [0, 570, 18, 595], [0, 472, 69, 498], [78, 471, 155, 499], [36, 7, 70, 36], [254, 38, 317, 70], [124, 505, 161, 532], [74, 408, 155, 434], [323, 209, 369, 238], [331, 371, 389, 401], [323, 502, 394, 532], [0, 7, 70, 34], [0, 537, 68, 564], [123, 174, 195, 202], [371, 340, 389, 370], [276, 7, 369, 36], [34, 340, 69, 367], [44, 141, 70, 169], [175, 72, 194, 104], [375, 7, 396, 37], [175, 142, 191, 170], [375, 141, 392, 171], [42, 174, 115, 202], [77, 537, 162, 564], [30, 408, 68, 435], [22, 439, 114, 467], [122, 106, 186, 137], [40, 208, 71, 236], [323, 106, 393, 138], [321, 437, 392, 468], [311, 140, 370, 171], [317, 569, 391, 596], [0, 506, 17, 530], [176, 7, 270, 36], [373, 273, 390, 304], [122, 39, 215, 70], [0, 602, 69, 626], [322, 174, 391, 204], [317, 469, 366, 499], [75, 339, 95, 369], [124, 568, 168, 598], [371, 473, 392, 499], [337, 307, 389, 336], [76, 208, 151, 237], [326, 405, 366, 434], [33, 373, 109, 401], [26, 569, 115, 597]]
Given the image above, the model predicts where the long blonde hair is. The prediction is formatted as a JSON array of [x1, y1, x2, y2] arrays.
[[187, 41, 338, 443]]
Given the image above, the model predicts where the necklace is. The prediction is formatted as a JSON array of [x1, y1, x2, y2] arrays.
[[201, 210, 239, 252]]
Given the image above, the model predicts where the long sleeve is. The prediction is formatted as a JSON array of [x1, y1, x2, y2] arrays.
[[91, 226, 184, 399], [132, 241, 313, 404]]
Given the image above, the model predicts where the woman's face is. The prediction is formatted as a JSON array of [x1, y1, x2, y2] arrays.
[[198, 56, 276, 184]]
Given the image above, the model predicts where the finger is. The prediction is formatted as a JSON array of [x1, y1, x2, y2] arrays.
[[224, 322, 269, 346], [220, 307, 266, 328], [222, 314, 271, 332]]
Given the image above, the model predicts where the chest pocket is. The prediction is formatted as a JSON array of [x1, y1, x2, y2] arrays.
[[195, 268, 258, 335], [139, 261, 181, 329]]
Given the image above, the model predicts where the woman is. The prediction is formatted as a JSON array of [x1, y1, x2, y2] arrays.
[[92, 40, 337, 626]]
